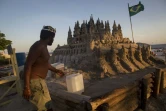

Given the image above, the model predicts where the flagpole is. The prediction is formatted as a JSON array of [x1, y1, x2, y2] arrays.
[[128, 3, 134, 43]]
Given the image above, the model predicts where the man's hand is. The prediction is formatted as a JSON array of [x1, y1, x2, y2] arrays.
[[23, 88, 31, 100], [55, 69, 65, 77]]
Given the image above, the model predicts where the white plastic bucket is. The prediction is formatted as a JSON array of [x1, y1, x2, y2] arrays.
[[66, 73, 84, 94]]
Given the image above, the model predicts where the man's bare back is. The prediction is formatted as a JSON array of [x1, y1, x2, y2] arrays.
[[28, 41, 50, 79]]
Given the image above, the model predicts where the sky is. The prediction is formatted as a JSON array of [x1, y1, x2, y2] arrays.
[[0, 0, 166, 53]]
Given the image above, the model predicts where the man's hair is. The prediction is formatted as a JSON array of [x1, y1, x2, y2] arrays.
[[40, 26, 56, 40], [40, 30, 55, 40]]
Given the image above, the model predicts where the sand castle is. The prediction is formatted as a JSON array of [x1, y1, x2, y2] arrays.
[[51, 15, 165, 78]]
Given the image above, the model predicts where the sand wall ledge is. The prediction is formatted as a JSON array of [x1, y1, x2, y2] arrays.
[[49, 68, 166, 111]]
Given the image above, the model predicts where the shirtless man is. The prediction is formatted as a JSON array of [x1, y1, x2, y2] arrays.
[[23, 26, 64, 111]]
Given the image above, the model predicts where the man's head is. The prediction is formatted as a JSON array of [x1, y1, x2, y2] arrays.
[[40, 26, 56, 46]]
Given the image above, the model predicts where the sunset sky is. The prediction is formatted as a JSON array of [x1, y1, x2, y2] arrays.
[[0, 0, 166, 52]]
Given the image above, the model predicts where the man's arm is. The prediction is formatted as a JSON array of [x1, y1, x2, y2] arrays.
[[48, 63, 64, 77], [48, 63, 58, 72]]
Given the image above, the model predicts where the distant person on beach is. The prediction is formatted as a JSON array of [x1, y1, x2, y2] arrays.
[[23, 26, 64, 111]]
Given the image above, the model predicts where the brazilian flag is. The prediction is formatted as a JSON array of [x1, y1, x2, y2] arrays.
[[129, 1, 144, 16]]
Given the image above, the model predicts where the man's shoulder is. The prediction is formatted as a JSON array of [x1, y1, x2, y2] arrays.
[[30, 41, 45, 51], [31, 41, 44, 49]]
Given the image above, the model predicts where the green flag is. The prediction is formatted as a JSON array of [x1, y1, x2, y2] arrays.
[[129, 1, 144, 16]]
